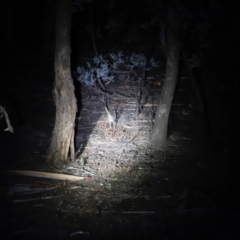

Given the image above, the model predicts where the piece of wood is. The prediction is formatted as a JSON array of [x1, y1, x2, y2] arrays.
[[122, 211, 155, 214], [9, 170, 85, 181], [0, 105, 14, 133], [142, 103, 157, 107]]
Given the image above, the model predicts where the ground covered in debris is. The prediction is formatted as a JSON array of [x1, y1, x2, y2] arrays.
[[1, 65, 240, 239]]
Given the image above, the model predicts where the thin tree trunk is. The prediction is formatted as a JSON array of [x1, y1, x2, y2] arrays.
[[89, 4, 98, 56], [47, 0, 77, 164], [2, 0, 14, 70], [150, 6, 180, 148], [41, 0, 55, 74]]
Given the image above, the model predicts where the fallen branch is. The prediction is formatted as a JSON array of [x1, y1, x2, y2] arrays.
[[9, 170, 85, 181], [91, 210, 155, 214], [13, 195, 58, 203], [122, 211, 155, 214], [0, 105, 14, 133]]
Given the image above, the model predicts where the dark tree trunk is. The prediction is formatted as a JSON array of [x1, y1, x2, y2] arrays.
[[1, 0, 14, 70], [47, 0, 77, 164], [150, 6, 180, 148], [41, 0, 56, 74]]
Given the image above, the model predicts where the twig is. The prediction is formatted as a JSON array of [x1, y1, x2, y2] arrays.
[[126, 127, 144, 145]]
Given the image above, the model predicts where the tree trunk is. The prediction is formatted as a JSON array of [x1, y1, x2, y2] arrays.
[[41, 0, 56, 74], [2, 0, 14, 70], [150, 6, 180, 148], [47, 0, 77, 164]]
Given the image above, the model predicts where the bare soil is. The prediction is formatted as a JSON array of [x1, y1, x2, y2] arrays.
[[1, 67, 240, 239]]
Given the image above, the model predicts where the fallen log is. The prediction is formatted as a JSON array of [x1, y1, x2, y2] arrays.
[[9, 170, 85, 181]]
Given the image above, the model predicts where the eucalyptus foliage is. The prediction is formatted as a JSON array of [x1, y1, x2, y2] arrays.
[[76, 52, 159, 86]]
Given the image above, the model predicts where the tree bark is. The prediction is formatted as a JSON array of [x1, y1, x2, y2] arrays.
[[150, 6, 180, 148], [47, 0, 77, 164]]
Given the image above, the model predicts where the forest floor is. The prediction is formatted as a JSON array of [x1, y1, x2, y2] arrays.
[[1, 64, 240, 239]]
